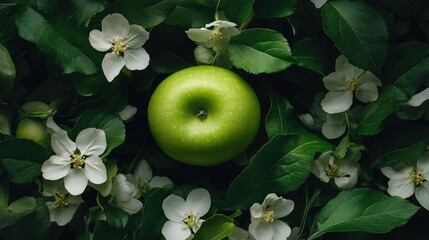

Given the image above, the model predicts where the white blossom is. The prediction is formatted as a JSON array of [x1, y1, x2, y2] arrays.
[[311, 0, 327, 8], [228, 226, 250, 240], [111, 174, 143, 214], [41, 118, 107, 195], [381, 152, 429, 210], [311, 151, 360, 190], [186, 20, 239, 51], [249, 193, 294, 240], [43, 180, 82, 226], [126, 159, 173, 198], [89, 13, 150, 82], [397, 88, 429, 120], [162, 188, 211, 240], [321, 55, 382, 114]]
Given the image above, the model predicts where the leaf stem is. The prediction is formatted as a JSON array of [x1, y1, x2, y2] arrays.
[[298, 183, 321, 239]]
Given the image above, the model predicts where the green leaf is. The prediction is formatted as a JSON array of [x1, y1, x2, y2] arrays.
[[321, 0, 388, 74], [265, 92, 308, 139], [0, 139, 49, 168], [93, 220, 127, 240], [15, 6, 98, 75], [97, 195, 128, 229], [2, 158, 42, 184], [292, 38, 330, 75], [376, 0, 424, 17], [164, 0, 215, 28], [0, 43, 15, 94], [372, 124, 429, 168], [355, 85, 409, 135], [89, 162, 118, 197], [254, 0, 298, 18], [150, 48, 191, 74], [229, 28, 294, 74], [225, 134, 332, 209], [139, 186, 173, 239], [0, 196, 37, 230], [70, 0, 105, 26], [386, 42, 429, 97], [193, 215, 235, 240], [222, 0, 254, 24], [70, 109, 126, 157], [309, 188, 419, 239]]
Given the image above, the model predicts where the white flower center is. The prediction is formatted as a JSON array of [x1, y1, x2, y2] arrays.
[[262, 210, 275, 223], [138, 180, 150, 193], [409, 169, 424, 185], [71, 154, 85, 169], [183, 211, 200, 229], [326, 163, 339, 177], [347, 79, 359, 91], [209, 29, 223, 42], [54, 192, 68, 208], [111, 37, 129, 55]]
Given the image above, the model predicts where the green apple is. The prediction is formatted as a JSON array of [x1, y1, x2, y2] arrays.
[[16, 118, 50, 147], [147, 65, 261, 166]]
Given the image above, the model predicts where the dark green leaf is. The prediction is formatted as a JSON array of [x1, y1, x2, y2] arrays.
[[292, 38, 330, 75], [193, 215, 235, 240], [309, 188, 419, 239], [0, 139, 49, 167], [150, 48, 191, 74], [355, 85, 409, 135], [386, 42, 429, 97], [93, 220, 127, 240], [97, 195, 129, 229], [375, 0, 424, 17], [70, 109, 126, 157], [0, 43, 15, 94], [222, 0, 254, 24], [321, 0, 388, 74], [265, 92, 308, 139], [70, 0, 105, 26], [2, 158, 42, 184], [225, 134, 331, 209], [254, 0, 298, 18], [15, 6, 98, 75], [164, 0, 215, 28], [139, 186, 173, 239], [372, 124, 429, 168], [0, 196, 37, 230], [229, 28, 294, 74]]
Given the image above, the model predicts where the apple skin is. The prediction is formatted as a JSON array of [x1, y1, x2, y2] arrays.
[[147, 65, 261, 167], [16, 118, 50, 147]]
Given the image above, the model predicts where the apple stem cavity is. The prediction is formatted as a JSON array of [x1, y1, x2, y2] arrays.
[[196, 109, 208, 121]]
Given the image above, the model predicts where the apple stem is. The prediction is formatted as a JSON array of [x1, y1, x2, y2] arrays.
[[196, 109, 208, 121]]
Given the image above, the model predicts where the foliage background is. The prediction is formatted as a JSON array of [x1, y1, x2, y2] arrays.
[[0, 0, 429, 239]]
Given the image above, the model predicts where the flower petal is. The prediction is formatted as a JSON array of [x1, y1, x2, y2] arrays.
[[125, 25, 149, 48], [118, 198, 143, 215], [64, 168, 88, 195], [50, 204, 80, 226], [186, 188, 211, 217], [322, 122, 346, 139], [205, 20, 237, 29], [311, 152, 331, 183], [359, 70, 382, 86], [417, 152, 429, 179], [267, 199, 294, 219], [228, 226, 249, 240], [355, 81, 379, 103], [272, 220, 291, 240], [51, 132, 76, 156], [134, 159, 153, 182], [84, 155, 107, 184], [89, 30, 111, 52], [102, 53, 125, 82], [118, 105, 137, 121], [249, 222, 273, 240], [46, 117, 67, 135], [250, 203, 263, 222], [415, 182, 429, 211], [323, 71, 348, 91], [101, 13, 130, 39], [42, 180, 65, 197], [387, 176, 415, 199], [162, 194, 187, 222], [42, 155, 71, 180], [405, 88, 429, 107], [321, 90, 353, 114], [150, 176, 173, 189], [124, 48, 150, 70], [76, 128, 107, 156], [311, 0, 327, 8], [162, 221, 192, 240], [186, 28, 212, 43]]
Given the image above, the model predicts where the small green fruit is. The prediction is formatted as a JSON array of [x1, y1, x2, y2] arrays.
[[16, 118, 50, 147]]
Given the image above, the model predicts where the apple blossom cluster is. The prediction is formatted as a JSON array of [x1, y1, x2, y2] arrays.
[[89, 13, 150, 82], [186, 20, 240, 68]]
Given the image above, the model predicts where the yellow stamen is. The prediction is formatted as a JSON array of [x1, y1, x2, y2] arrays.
[[410, 169, 424, 185], [262, 211, 275, 223], [327, 163, 339, 177], [138, 180, 150, 194], [111, 37, 129, 55], [183, 212, 199, 229], [209, 30, 223, 41], [71, 154, 85, 169], [347, 79, 359, 91], [54, 192, 68, 208]]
